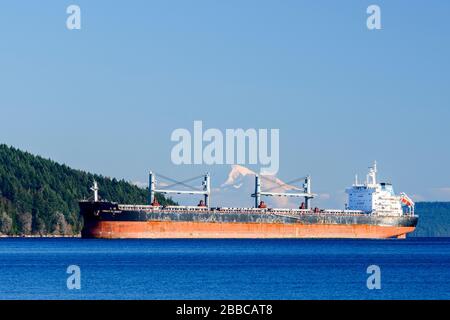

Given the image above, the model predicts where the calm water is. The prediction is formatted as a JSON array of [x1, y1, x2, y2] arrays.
[[0, 238, 449, 300]]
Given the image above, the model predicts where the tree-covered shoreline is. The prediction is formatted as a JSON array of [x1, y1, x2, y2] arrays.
[[0, 144, 174, 236], [412, 202, 450, 237]]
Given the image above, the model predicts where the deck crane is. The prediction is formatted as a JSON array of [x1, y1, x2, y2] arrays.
[[251, 174, 316, 209], [148, 171, 211, 207]]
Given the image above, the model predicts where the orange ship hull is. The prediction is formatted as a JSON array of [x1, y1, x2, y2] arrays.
[[82, 220, 416, 239]]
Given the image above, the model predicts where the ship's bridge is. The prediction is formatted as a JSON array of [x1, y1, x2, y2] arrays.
[[380, 182, 395, 195], [346, 162, 409, 216]]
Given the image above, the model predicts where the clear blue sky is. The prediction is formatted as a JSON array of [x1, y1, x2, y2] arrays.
[[1, 1, 449, 205]]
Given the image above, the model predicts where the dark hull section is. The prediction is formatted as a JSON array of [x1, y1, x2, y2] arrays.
[[80, 201, 418, 239]]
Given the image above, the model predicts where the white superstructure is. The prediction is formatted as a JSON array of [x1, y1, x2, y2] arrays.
[[346, 162, 414, 216]]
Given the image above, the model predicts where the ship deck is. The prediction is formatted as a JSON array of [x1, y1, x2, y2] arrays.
[[115, 204, 416, 218]]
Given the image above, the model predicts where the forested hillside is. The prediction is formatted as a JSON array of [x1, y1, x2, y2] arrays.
[[0, 144, 174, 236], [411, 202, 450, 237]]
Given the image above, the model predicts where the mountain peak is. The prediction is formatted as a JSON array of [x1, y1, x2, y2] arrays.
[[222, 165, 256, 187]]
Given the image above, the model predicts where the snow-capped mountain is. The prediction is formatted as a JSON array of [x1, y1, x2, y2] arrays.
[[221, 165, 255, 188], [215, 165, 303, 208]]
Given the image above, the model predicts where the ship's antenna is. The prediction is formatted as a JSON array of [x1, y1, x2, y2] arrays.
[[355, 174, 358, 185], [90, 180, 99, 202]]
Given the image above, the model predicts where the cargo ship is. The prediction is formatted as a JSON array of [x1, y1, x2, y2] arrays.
[[79, 162, 418, 239]]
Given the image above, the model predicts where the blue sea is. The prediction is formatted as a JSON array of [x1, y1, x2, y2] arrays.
[[0, 237, 449, 300]]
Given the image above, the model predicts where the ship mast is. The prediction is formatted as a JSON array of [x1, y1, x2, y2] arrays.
[[304, 176, 312, 209], [254, 175, 261, 208], [203, 173, 211, 207], [90, 180, 99, 202], [367, 161, 377, 185]]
